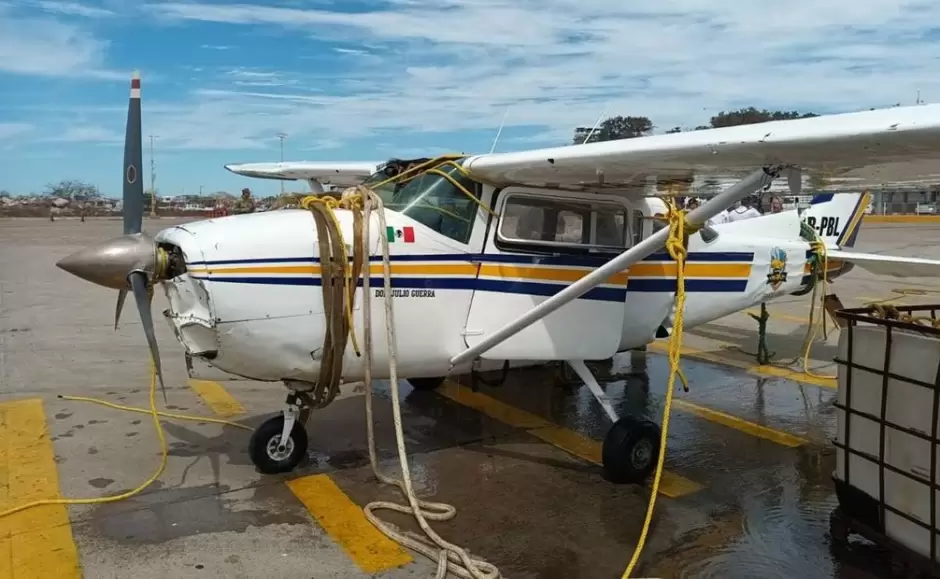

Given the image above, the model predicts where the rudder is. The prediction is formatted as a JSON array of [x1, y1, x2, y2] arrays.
[[800, 191, 871, 248]]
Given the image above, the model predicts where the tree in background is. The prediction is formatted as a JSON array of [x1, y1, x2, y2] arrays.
[[708, 107, 818, 128], [572, 115, 654, 144], [44, 180, 97, 199], [569, 107, 820, 195]]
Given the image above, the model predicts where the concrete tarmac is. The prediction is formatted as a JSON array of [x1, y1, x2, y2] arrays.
[[1, 216, 935, 578]]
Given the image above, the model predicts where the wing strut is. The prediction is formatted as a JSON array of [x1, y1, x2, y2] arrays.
[[449, 166, 780, 367]]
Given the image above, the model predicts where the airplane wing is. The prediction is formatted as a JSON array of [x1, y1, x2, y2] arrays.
[[827, 249, 940, 278], [224, 161, 382, 187], [462, 104, 940, 193]]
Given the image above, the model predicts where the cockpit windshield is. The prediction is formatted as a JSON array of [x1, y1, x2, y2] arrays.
[[361, 161, 480, 244]]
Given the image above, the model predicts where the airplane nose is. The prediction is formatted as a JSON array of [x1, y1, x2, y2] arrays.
[[56, 233, 157, 290]]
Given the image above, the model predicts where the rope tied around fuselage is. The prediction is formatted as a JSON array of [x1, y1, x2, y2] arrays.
[[298, 161, 500, 579]]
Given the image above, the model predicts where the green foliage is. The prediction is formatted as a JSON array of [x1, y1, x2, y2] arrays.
[[708, 107, 818, 128], [44, 180, 97, 199], [571, 107, 819, 143], [572, 115, 654, 144]]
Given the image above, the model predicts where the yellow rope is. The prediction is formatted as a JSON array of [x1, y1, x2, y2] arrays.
[[621, 198, 691, 578], [303, 166, 500, 577], [765, 237, 940, 378], [0, 362, 248, 520]]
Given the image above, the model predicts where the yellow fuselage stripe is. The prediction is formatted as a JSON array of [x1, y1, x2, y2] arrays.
[[189, 262, 752, 283]]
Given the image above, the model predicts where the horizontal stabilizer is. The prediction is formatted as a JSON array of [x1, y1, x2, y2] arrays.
[[827, 249, 940, 278]]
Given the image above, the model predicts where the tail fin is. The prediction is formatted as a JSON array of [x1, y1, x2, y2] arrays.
[[800, 191, 871, 248]]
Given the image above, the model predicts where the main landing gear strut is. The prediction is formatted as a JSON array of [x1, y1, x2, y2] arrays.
[[567, 360, 661, 484]]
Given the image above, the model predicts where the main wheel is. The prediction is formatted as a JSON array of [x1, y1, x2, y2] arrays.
[[248, 415, 309, 475], [408, 376, 445, 392], [602, 416, 661, 484], [828, 508, 849, 544]]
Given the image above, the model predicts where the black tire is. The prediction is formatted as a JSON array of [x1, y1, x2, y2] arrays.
[[248, 415, 308, 475], [601, 416, 661, 484], [408, 377, 446, 392], [828, 508, 849, 544]]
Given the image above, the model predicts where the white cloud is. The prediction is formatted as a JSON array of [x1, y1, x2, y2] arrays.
[[0, 11, 124, 79], [31, 1, 116, 18], [97, 1, 940, 151], [47, 125, 124, 143], [0, 123, 34, 139]]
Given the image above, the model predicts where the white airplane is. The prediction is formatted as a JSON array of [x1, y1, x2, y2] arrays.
[[57, 73, 940, 485]]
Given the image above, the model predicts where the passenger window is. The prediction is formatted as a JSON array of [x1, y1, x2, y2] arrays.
[[555, 210, 585, 243], [651, 214, 667, 234], [632, 210, 645, 245], [497, 194, 628, 251]]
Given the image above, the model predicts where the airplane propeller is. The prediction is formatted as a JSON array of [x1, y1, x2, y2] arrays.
[[55, 71, 167, 400]]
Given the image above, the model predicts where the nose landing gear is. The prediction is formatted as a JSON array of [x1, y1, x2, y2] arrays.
[[248, 389, 313, 474]]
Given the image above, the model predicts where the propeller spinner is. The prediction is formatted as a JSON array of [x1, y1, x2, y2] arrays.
[[55, 71, 168, 399]]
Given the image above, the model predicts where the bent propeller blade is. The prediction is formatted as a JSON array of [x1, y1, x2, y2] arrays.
[[115, 288, 128, 330], [129, 272, 165, 401]]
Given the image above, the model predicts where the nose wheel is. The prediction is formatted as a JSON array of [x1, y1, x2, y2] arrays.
[[248, 390, 311, 474]]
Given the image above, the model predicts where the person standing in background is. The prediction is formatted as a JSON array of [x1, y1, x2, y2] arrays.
[[232, 188, 256, 215], [726, 196, 761, 222]]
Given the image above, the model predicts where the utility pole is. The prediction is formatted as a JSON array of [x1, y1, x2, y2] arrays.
[[276, 132, 287, 195], [148, 134, 157, 217]]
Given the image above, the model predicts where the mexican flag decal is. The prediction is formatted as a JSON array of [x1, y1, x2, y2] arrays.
[[387, 226, 415, 243]]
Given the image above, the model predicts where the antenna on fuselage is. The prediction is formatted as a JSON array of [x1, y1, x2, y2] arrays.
[[489, 107, 510, 153]]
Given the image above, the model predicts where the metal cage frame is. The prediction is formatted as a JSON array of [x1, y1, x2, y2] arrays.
[[832, 304, 940, 577]]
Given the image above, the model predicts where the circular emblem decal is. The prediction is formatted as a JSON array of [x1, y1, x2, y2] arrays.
[[126, 165, 137, 184]]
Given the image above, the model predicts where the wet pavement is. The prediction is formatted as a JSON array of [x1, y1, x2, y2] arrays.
[[1, 216, 935, 578]]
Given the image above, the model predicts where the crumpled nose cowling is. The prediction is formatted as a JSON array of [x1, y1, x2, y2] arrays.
[[56, 233, 157, 290]]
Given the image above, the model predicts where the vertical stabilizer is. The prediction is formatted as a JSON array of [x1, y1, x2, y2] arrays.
[[800, 191, 871, 249], [123, 71, 144, 235]]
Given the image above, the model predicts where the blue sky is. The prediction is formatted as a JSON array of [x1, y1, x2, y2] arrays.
[[2, 0, 940, 198]]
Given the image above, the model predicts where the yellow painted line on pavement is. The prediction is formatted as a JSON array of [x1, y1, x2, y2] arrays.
[[439, 382, 703, 498], [671, 399, 809, 447], [864, 214, 940, 223], [0, 398, 81, 579], [287, 474, 413, 573], [188, 379, 246, 417], [527, 425, 703, 498], [647, 341, 836, 389]]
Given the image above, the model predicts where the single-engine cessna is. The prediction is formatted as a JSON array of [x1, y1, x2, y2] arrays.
[[57, 72, 940, 484]]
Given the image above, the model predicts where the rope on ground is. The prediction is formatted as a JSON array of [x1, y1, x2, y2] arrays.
[[0, 361, 249, 520], [620, 198, 693, 578], [299, 162, 499, 579]]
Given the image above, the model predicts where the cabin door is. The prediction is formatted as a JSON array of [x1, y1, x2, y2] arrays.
[[463, 189, 627, 361], [616, 206, 678, 349]]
